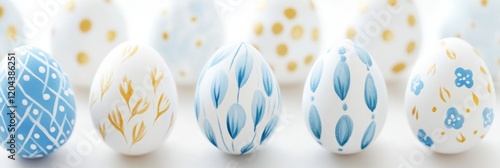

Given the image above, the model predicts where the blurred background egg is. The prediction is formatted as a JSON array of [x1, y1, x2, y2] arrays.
[[303, 40, 388, 154], [248, 0, 320, 85], [195, 42, 282, 155], [439, 0, 500, 79], [405, 38, 495, 154], [52, 0, 128, 88], [0, 46, 76, 159], [0, 0, 25, 58], [344, 0, 422, 82], [150, 0, 224, 86], [89, 42, 178, 155]]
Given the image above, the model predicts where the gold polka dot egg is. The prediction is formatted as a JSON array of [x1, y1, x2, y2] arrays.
[[89, 41, 178, 155], [346, 0, 421, 81], [249, 0, 320, 84], [405, 38, 495, 154], [439, 0, 500, 78], [52, 0, 128, 88], [0, 0, 25, 58], [0, 46, 76, 159], [150, 0, 224, 85]]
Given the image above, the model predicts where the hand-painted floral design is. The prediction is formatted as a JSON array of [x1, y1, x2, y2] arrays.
[[444, 107, 464, 129], [411, 75, 424, 95], [483, 107, 494, 128], [455, 67, 474, 89], [417, 129, 433, 147]]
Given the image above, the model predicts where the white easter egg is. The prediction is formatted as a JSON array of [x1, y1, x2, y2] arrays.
[[195, 42, 282, 155], [345, 0, 422, 81], [303, 39, 388, 154], [150, 0, 224, 85], [405, 38, 495, 154], [89, 41, 178, 155], [52, 0, 128, 88], [249, 0, 320, 84], [0, 0, 25, 58]]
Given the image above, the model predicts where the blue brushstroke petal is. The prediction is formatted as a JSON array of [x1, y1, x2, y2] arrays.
[[210, 44, 232, 67], [235, 46, 254, 89], [333, 56, 350, 101], [261, 116, 279, 144], [204, 119, 217, 147], [364, 74, 378, 112], [194, 93, 200, 120], [262, 64, 273, 97], [335, 115, 353, 147], [211, 71, 228, 109], [361, 121, 376, 149], [354, 44, 372, 68], [308, 105, 322, 140], [310, 58, 323, 93], [240, 141, 254, 155], [252, 91, 266, 129], [227, 103, 247, 139]]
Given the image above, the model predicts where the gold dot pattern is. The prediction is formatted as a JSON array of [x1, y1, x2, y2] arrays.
[[392, 63, 406, 73], [77, 52, 89, 65], [388, 0, 397, 6], [287, 61, 297, 72], [272, 22, 283, 35], [163, 32, 169, 40], [191, 16, 197, 22], [440, 131, 445, 135], [432, 107, 437, 112], [470, 22, 476, 29], [481, 0, 488, 6], [284, 8, 297, 20], [7, 25, 16, 41], [382, 29, 393, 41], [254, 22, 264, 36], [0, 6, 4, 19], [196, 40, 203, 47], [80, 19, 92, 32], [67, 0, 75, 11], [407, 41, 416, 54], [277, 43, 288, 56], [304, 55, 314, 65], [310, 0, 315, 10], [312, 27, 319, 41], [347, 27, 356, 39], [291, 25, 303, 40], [107, 30, 116, 42], [408, 15, 416, 27]]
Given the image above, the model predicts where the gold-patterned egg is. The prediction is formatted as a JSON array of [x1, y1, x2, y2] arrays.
[[0, 0, 25, 58], [249, 0, 320, 84], [89, 41, 178, 155], [52, 0, 128, 88]]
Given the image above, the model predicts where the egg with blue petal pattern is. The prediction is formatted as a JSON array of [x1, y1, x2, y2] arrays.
[[302, 39, 388, 154], [405, 38, 496, 154], [195, 42, 282, 155], [0, 46, 76, 159], [150, 0, 224, 85], [0, 0, 25, 59]]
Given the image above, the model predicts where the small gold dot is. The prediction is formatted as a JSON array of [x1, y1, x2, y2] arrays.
[[456, 33, 462, 38], [196, 40, 203, 47], [291, 25, 304, 40], [277, 44, 288, 56], [407, 41, 416, 54], [466, 108, 470, 113], [347, 27, 356, 39], [7, 26, 16, 41], [80, 19, 92, 32], [191, 16, 197, 22], [382, 29, 393, 41], [272, 22, 283, 35], [388, 0, 398, 6], [104, 0, 112, 3], [392, 63, 406, 73], [310, 0, 315, 10], [408, 15, 416, 27], [480, 135, 485, 139], [481, 0, 488, 6], [254, 22, 263, 36], [107, 30, 116, 42], [474, 130, 478, 135], [163, 32, 169, 40], [287, 61, 297, 72], [0, 6, 4, 19], [312, 28, 319, 41], [432, 107, 437, 112], [304, 55, 314, 65], [471, 22, 476, 29], [77, 52, 89, 65], [284, 8, 297, 20], [440, 131, 445, 136], [474, 48, 480, 57], [179, 71, 186, 77], [67, 0, 74, 11]]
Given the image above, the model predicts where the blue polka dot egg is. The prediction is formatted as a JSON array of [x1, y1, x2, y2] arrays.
[[0, 46, 76, 159]]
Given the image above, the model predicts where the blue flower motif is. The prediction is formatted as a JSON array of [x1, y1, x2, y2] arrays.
[[455, 67, 474, 89], [417, 129, 433, 147], [483, 107, 494, 128], [411, 75, 424, 95], [444, 107, 464, 129]]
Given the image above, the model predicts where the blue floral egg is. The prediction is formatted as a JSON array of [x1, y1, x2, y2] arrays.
[[405, 38, 496, 154], [302, 39, 388, 154], [0, 46, 76, 159], [195, 42, 281, 155]]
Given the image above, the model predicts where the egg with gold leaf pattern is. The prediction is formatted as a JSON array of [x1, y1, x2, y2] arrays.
[[0, 0, 25, 58], [345, 0, 422, 82], [52, 0, 128, 88], [89, 41, 178, 155], [249, 0, 320, 85]]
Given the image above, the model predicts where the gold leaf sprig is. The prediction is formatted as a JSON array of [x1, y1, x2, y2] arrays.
[[108, 107, 127, 143], [128, 97, 151, 123], [120, 76, 134, 109], [122, 44, 139, 63], [154, 93, 170, 124], [98, 123, 106, 140], [132, 121, 147, 146], [100, 71, 114, 100], [150, 68, 164, 94]]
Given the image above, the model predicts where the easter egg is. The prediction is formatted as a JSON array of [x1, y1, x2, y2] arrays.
[[0, 0, 25, 58]]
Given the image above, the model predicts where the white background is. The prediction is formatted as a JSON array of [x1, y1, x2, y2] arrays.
[[3, 0, 500, 167]]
